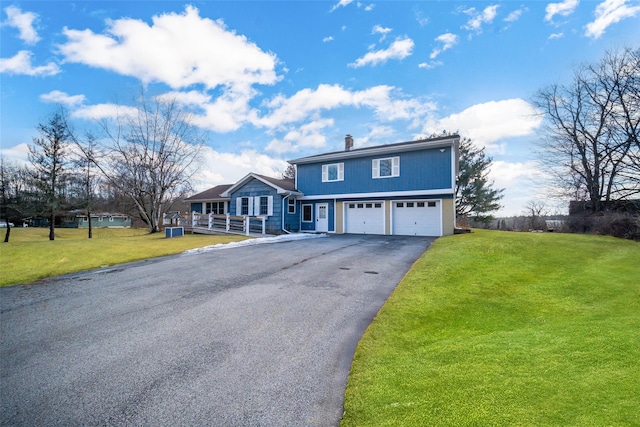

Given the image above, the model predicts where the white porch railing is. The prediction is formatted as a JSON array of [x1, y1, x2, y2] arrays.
[[164, 212, 266, 236]]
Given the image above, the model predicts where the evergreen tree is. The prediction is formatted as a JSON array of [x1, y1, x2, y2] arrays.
[[456, 137, 503, 223], [29, 112, 70, 241]]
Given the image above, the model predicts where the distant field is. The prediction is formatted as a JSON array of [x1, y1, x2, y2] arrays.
[[342, 230, 640, 426], [0, 227, 249, 287]]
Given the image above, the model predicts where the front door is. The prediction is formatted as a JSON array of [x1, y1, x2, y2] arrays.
[[316, 203, 328, 232]]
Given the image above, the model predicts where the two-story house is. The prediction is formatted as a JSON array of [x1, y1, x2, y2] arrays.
[[185, 134, 459, 236], [289, 134, 459, 236]]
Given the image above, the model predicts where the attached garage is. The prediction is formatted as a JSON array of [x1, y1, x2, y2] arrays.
[[345, 201, 384, 234], [392, 200, 441, 236]]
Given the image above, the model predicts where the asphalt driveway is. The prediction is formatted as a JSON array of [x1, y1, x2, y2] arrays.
[[1, 234, 435, 426]]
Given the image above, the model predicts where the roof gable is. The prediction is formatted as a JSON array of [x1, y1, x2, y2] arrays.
[[221, 173, 301, 197]]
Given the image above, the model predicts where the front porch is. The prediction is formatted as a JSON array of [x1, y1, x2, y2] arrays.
[[163, 212, 271, 236]]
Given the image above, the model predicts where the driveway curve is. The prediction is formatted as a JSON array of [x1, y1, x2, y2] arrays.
[[1, 234, 435, 426]]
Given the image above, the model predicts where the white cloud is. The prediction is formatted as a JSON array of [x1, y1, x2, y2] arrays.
[[549, 32, 565, 39], [57, 5, 279, 91], [422, 98, 543, 153], [348, 37, 414, 68], [323, 36, 334, 42], [40, 90, 86, 106], [0, 143, 31, 165], [0, 50, 59, 76], [364, 4, 375, 12], [463, 5, 499, 32], [266, 119, 334, 153], [3, 5, 40, 44], [193, 147, 289, 190], [585, 0, 640, 39], [544, 0, 579, 22], [71, 103, 138, 120], [430, 33, 458, 59], [257, 84, 434, 130], [330, 0, 354, 12], [504, 8, 526, 22], [418, 61, 443, 69], [372, 25, 392, 40], [490, 160, 546, 216]]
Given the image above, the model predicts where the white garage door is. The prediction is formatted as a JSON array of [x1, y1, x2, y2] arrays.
[[392, 200, 441, 236], [345, 201, 384, 234]]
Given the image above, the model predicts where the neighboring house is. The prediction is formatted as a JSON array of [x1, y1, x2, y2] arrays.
[[187, 134, 459, 237], [221, 173, 303, 234], [57, 211, 132, 228], [288, 134, 459, 236]]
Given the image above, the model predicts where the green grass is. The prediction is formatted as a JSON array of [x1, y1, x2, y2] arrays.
[[0, 227, 250, 287], [342, 230, 640, 427]]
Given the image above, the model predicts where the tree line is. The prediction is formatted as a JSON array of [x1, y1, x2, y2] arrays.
[[1, 93, 204, 242]]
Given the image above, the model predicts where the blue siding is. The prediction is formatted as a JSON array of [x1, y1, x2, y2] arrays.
[[229, 178, 284, 233], [190, 202, 203, 213], [297, 147, 453, 196], [283, 197, 300, 232], [300, 200, 335, 232]]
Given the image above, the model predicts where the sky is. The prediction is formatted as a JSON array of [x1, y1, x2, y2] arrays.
[[1, 0, 639, 216]]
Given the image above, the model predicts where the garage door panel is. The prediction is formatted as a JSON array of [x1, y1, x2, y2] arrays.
[[393, 200, 441, 236], [345, 202, 384, 235]]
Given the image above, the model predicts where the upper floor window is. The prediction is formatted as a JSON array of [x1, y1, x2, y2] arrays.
[[322, 163, 344, 182], [372, 157, 400, 179]]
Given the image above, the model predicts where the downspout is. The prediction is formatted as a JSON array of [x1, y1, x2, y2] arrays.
[[281, 194, 291, 234]]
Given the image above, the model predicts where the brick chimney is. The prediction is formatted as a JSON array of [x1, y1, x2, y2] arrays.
[[345, 134, 354, 151]]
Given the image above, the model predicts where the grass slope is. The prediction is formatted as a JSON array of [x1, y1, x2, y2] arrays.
[[0, 228, 249, 287], [342, 230, 639, 426]]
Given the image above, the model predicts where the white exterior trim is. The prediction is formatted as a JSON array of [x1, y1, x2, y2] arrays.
[[298, 188, 454, 200]]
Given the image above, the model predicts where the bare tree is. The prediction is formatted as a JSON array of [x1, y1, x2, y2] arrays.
[[70, 132, 100, 238], [89, 93, 204, 233], [281, 164, 296, 180], [29, 112, 70, 240], [523, 200, 548, 230], [1, 156, 17, 242], [533, 47, 640, 212]]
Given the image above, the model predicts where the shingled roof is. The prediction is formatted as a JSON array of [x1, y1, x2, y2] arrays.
[[184, 184, 233, 201]]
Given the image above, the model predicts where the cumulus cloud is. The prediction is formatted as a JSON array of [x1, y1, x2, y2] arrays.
[[504, 7, 527, 22], [57, 5, 279, 91], [323, 36, 334, 42], [430, 33, 458, 59], [40, 90, 86, 106], [422, 98, 543, 153], [0, 50, 59, 76], [193, 146, 289, 190], [585, 0, 640, 39], [463, 5, 499, 32], [3, 5, 40, 44], [349, 37, 414, 67], [549, 32, 565, 39], [257, 84, 434, 130], [544, 0, 579, 22], [266, 119, 334, 153]]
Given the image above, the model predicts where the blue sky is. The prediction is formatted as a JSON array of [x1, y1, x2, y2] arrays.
[[1, 1, 639, 216]]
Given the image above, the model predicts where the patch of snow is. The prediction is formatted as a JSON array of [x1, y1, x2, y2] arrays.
[[183, 233, 328, 254]]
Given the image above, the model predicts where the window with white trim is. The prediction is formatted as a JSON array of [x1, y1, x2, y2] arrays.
[[288, 198, 296, 214], [238, 197, 251, 216], [322, 163, 344, 182], [372, 156, 400, 178], [302, 204, 313, 222], [206, 201, 225, 215]]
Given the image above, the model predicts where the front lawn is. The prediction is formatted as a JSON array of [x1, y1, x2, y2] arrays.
[[342, 230, 639, 426], [0, 227, 249, 287]]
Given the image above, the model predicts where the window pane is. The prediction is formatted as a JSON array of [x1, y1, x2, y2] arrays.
[[379, 159, 392, 177], [241, 198, 249, 215], [407, 202, 414, 208], [417, 202, 425, 207], [303, 205, 312, 221], [328, 165, 338, 181], [260, 196, 268, 215], [374, 203, 382, 208]]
